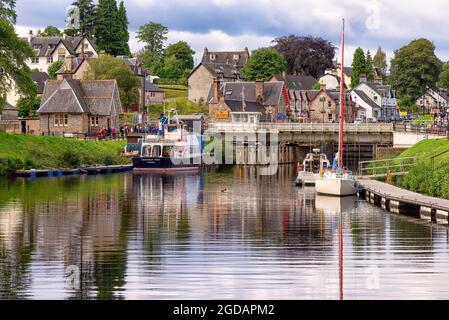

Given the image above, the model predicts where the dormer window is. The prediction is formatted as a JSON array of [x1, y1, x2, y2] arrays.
[[233, 54, 239, 60], [210, 54, 216, 61], [33, 44, 42, 49]]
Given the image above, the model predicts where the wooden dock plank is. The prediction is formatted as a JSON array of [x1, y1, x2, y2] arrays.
[[358, 179, 449, 212]]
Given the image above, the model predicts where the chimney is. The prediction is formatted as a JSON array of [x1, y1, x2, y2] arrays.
[[320, 83, 326, 91], [213, 78, 220, 104], [255, 79, 264, 102], [28, 30, 33, 43], [64, 55, 73, 71], [204, 47, 209, 58], [282, 70, 286, 78], [359, 73, 367, 83]]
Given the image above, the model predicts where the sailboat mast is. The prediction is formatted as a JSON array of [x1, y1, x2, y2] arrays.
[[338, 18, 345, 170]]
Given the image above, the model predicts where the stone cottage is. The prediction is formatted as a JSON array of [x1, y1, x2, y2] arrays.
[[37, 79, 123, 135]]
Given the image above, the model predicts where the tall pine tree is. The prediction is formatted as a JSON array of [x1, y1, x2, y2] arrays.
[[351, 47, 366, 87], [70, 0, 96, 57], [373, 47, 387, 79], [366, 50, 374, 81], [95, 0, 122, 56], [117, 1, 130, 56]]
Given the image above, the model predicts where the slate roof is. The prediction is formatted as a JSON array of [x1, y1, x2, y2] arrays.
[[27, 36, 96, 57], [2, 102, 17, 111], [224, 100, 265, 113], [222, 81, 285, 106], [202, 63, 241, 79], [353, 90, 380, 109], [117, 56, 143, 75], [144, 80, 164, 93], [56, 57, 90, 75], [201, 48, 249, 67], [31, 71, 50, 94], [38, 79, 122, 116], [272, 74, 317, 90]]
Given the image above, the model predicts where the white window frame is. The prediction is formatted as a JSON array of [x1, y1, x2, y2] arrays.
[[31, 57, 39, 64], [90, 116, 99, 126], [47, 56, 53, 64]]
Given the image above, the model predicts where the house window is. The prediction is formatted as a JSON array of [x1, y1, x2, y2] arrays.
[[58, 54, 65, 61], [47, 56, 53, 63], [90, 116, 99, 126], [210, 54, 216, 61], [328, 101, 332, 108], [233, 54, 239, 60], [54, 114, 69, 127], [31, 57, 39, 64], [150, 92, 155, 97]]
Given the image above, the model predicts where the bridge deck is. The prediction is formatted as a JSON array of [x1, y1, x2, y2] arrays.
[[358, 179, 449, 212]]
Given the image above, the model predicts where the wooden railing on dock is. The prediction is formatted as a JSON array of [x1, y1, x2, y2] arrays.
[[358, 157, 415, 179]]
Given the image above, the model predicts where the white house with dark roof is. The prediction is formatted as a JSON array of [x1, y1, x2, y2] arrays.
[[25, 30, 98, 72], [319, 64, 352, 90], [37, 79, 122, 135], [416, 88, 449, 114]]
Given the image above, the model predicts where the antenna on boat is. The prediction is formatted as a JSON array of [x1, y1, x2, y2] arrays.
[[338, 18, 346, 170]]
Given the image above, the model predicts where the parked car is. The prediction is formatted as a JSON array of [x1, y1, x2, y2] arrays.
[[367, 117, 378, 123], [354, 118, 363, 124]]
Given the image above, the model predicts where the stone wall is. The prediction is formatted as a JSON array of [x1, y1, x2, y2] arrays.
[[188, 65, 213, 102], [0, 121, 20, 133]]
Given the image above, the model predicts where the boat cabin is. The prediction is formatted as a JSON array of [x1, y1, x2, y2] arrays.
[[231, 112, 261, 124]]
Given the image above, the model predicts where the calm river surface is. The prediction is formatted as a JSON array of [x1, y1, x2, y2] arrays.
[[0, 166, 449, 300]]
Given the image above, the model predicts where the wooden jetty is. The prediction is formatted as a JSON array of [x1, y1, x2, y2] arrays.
[[15, 165, 133, 178], [358, 179, 449, 225]]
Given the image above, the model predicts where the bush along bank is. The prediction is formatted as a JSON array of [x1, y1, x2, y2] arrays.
[[0, 134, 129, 176]]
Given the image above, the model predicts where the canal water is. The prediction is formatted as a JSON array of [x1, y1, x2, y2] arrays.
[[0, 166, 449, 300]]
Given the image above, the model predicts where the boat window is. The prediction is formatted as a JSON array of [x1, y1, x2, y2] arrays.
[[143, 146, 151, 157], [152, 145, 162, 157], [163, 146, 173, 158]]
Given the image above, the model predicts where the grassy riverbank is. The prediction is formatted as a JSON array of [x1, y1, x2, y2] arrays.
[[0, 134, 128, 175], [395, 139, 449, 198]]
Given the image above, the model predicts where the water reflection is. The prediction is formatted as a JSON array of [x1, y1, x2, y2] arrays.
[[0, 166, 448, 300]]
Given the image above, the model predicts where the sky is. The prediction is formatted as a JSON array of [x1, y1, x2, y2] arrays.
[[14, 0, 449, 68]]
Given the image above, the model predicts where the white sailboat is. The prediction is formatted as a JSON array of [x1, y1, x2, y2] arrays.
[[315, 18, 358, 197]]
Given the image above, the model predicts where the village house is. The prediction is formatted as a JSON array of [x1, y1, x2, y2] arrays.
[[6, 71, 50, 106], [188, 48, 250, 102], [0, 102, 19, 121], [416, 88, 449, 114], [318, 63, 352, 90], [56, 56, 91, 80], [37, 79, 123, 136], [207, 79, 290, 123], [350, 75, 398, 120], [305, 84, 356, 123], [24, 30, 98, 72], [269, 73, 317, 116]]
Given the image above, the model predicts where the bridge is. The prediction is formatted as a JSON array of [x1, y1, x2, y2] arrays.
[[206, 122, 394, 165]]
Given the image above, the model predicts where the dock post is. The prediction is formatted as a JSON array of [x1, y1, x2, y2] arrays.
[[389, 200, 399, 214], [381, 198, 389, 211], [420, 206, 433, 222], [369, 192, 375, 204], [436, 210, 449, 225]]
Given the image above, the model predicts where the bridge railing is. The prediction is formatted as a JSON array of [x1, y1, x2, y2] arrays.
[[358, 157, 415, 179], [207, 122, 394, 133]]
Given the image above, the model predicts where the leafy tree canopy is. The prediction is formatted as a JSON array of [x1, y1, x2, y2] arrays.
[[164, 41, 195, 71], [438, 62, 449, 91], [273, 35, 335, 78], [390, 38, 442, 100], [16, 96, 41, 118], [373, 46, 387, 78], [84, 54, 140, 107], [0, 0, 16, 23], [242, 47, 286, 81], [37, 26, 62, 37], [136, 21, 168, 70], [48, 60, 64, 79]]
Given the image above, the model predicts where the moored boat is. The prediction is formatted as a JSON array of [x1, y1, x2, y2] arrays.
[[295, 148, 330, 186]]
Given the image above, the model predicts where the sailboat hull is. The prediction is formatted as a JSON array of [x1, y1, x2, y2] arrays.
[[315, 178, 357, 197]]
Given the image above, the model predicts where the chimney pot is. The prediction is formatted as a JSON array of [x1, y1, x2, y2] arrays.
[[320, 83, 326, 91], [213, 78, 220, 104]]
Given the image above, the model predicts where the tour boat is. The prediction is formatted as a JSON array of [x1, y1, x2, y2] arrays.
[[315, 19, 358, 197], [295, 148, 330, 186], [132, 111, 202, 173]]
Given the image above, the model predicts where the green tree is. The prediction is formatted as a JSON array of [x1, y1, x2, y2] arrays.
[[84, 54, 140, 107], [117, 1, 130, 56], [16, 96, 41, 117], [373, 47, 387, 78], [438, 62, 449, 90], [351, 47, 366, 87], [365, 50, 374, 81], [70, 0, 97, 56], [0, 6, 36, 107], [0, 0, 16, 23], [241, 47, 286, 81], [390, 38, 442, 102], [95, 0, 123, 56], [164, 41, 195, 71], [156, 55, 184, 80], [37, 26, 62, 37], [47, 60, 64, 79], [136, 21, 168, 70]]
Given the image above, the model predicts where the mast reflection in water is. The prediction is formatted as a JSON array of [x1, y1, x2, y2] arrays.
[[0, 166, 449, 300]]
